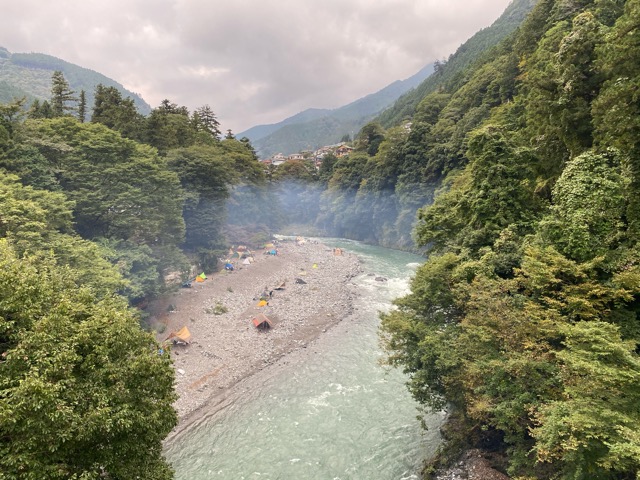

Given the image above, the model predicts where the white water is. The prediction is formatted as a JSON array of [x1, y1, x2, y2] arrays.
[[165, 239, 444, 479]]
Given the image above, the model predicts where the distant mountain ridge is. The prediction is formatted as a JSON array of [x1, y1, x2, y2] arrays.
[[238, 108, 331, 143], [0, 46, 151, 115], [238, 63, 435, 157]]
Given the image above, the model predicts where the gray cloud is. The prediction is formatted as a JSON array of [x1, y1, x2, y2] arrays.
[[1, 0, 513, 133]]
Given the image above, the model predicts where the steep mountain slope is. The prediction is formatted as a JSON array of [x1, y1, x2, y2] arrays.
[[378, 0, 538, 127], [0, 47, 151, 114], [236, 108, 331, 143], [366, 0, 640, 477], [239, 63, 434, 157]]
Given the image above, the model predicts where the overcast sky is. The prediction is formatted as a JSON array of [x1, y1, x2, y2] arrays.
[[1, 0, 513, 133]]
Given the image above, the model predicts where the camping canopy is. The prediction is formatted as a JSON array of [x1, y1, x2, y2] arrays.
[[252, 313, 272, 330], [166, 326, 192, 343]]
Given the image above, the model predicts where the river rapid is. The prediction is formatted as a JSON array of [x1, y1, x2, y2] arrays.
[[164, 239, 444, 479]]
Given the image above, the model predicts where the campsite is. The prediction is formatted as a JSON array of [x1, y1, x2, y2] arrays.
[[150, 237, 361, 421]]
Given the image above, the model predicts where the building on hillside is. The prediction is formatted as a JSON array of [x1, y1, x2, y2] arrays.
[[313, 146, 332, 159], [271, 153, 286, 166], [335, 144, 354, 157], [288, 153, 304, 161]]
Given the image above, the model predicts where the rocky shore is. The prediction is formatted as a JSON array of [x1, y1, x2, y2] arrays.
[[432, 449, 510, 480], [151, 238, 362, 431]]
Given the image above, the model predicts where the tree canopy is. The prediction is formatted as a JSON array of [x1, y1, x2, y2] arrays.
[[2, 1, 640, 476], [379, 0, 640, 477], [0, 239, 177, 479]]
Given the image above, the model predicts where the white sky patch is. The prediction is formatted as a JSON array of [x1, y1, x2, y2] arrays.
[[235, 81, 269, 103], [178, 65, 231, 78]]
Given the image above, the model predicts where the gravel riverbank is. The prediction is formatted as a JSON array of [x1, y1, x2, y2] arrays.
[[150, 238, 362, 433]]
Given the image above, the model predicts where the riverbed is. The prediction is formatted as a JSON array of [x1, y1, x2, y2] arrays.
[[164, 239, 445, 479]]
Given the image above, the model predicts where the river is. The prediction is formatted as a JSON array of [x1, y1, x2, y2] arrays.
[[164, 239, 444, 479]]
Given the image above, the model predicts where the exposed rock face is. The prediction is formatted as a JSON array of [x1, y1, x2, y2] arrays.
[[434, 449, 510, 480]]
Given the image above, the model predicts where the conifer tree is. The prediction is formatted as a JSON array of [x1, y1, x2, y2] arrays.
[[27, 99, 42, 119], [39, 100, 53, 119], [50, 70, 76, 117], [192, 104, 221, 139], [91, 84, 141, 139], [78, 89, 86, 123], [239, 136, 258, 160]]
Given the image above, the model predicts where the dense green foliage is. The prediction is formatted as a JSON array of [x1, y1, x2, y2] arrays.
[[3, 0, 639, 476], [0, 239, 177, 479], [1, 79, 266, 302], [378, 0, 640, 478], [0, 66, 267, 477]]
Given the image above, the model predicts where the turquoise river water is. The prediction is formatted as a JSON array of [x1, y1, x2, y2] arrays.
[[164, 239, 445, 479]]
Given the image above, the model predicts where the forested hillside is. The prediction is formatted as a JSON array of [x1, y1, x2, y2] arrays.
[[0, 47, 151, 115], [373, 0, 640, 477], [378, 0, 538, 127], [0, 74, 274, 477], [259, 0, 539, 250], [2, 0, 640, 477]]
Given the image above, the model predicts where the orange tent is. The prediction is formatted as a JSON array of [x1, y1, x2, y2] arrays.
[[166, 326, 192, 344], [252, 314, 272, 330]]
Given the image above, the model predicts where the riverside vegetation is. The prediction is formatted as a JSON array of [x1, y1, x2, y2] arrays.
[[1, 0, 640, 478], [377, 0, 640, 478]]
